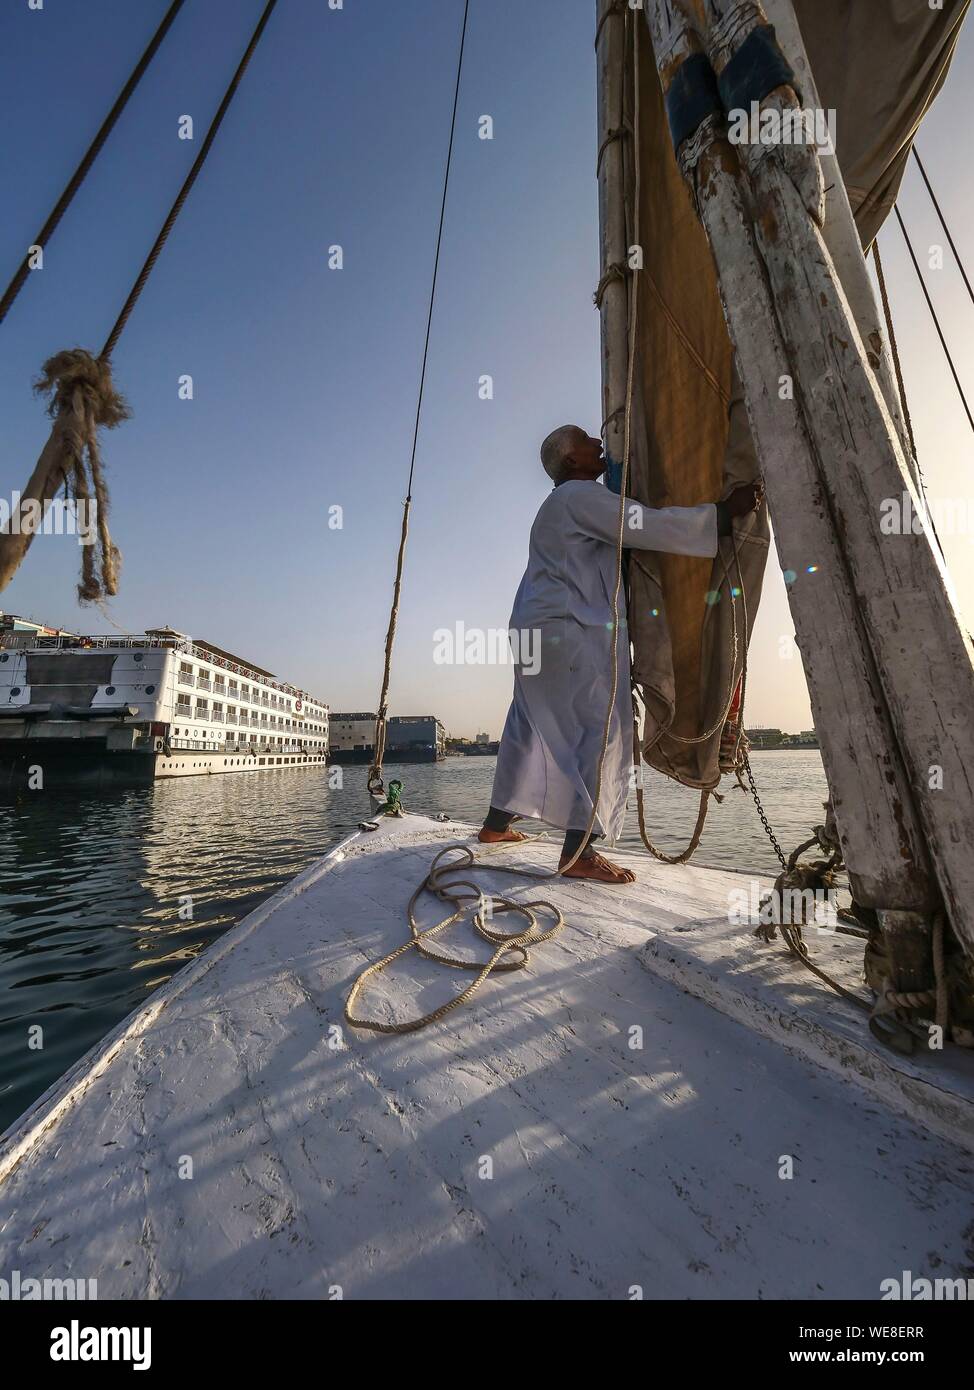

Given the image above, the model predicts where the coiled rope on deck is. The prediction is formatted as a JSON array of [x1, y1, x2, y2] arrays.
[[344, 839, 567, 1034]]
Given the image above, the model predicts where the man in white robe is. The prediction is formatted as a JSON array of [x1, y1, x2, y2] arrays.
[[480, 425, 761, 882]]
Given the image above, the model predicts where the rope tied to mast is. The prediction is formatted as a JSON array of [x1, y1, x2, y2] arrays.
[[595, 122, 632, 177], [594, 0, 628, 52], [593, 260, 630, 310]]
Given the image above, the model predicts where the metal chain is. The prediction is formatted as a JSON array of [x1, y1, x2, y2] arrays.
[[741, 749, 788, 870]]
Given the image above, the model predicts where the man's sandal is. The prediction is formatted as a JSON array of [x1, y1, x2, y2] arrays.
[[478, 827, 528, 844], [558, 850, 635, 884]]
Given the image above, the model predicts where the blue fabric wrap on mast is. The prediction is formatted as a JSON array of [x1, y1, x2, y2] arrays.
[[662, 26, 800, 156], [716, 23, 801, 112], [665, 52, 722, 149]]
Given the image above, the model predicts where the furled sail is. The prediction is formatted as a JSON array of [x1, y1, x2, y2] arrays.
[[614, 0, 970, 791]]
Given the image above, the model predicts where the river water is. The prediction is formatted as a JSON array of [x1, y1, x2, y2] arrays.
[[0, 750, 827, 1132]]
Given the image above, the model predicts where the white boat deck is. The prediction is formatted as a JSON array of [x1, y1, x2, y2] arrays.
[[1, 813, 972, 1300]]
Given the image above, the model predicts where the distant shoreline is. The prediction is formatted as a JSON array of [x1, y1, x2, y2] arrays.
[[747, 744, 820, 751]]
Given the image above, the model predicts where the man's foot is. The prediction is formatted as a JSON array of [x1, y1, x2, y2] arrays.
[[558, 851, 636, 884], [478, 826, 527, 844]]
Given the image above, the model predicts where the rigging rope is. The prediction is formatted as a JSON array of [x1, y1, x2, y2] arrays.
[[102, 0, 278, 359], [912, 146, 974, 311], [872, 235, 944, 553], [0, 0, 187, 328], [893, 204, 974, 436], [872, 239, 918, 464], [0, 0, 278, 602], [367, 0, 470, 799]]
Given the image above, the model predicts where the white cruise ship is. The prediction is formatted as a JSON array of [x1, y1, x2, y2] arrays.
[[0, 625, 329, 789]]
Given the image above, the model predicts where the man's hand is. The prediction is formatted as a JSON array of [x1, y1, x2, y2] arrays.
[[716, 481, 764, 537], [725, 481, 764, 518]]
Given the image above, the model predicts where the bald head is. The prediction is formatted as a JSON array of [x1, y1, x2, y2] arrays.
[[540, 425, 583, 482], [540, 425, 605, 485]]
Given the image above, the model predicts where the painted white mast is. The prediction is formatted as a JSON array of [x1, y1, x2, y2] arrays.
[[694, 0, 974, 963], [596, 1, 974, 983], [762, 0, 917, 474]]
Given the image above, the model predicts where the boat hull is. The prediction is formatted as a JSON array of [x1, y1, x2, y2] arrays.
[[0, 740, 329, 789], [382, 748, 445, 763], [328, 748, 375, 765]]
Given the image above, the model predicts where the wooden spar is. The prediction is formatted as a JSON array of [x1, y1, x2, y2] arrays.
[[595, 0, 631, 476], [623, 2, 938, 920], [699, 0, 974, 959], [762, 0, 916, 474]]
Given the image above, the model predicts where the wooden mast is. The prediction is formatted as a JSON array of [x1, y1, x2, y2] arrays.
[[762, 0, 917, 476], [595, 0, 969, 988], [595, 1, 631, 488], [703, 0, 974, 962], [624, 0, 974, 967], [597, 2, 928, 922]]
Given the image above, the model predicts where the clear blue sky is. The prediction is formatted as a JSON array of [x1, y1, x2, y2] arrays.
[[2, 0, 972, 737]]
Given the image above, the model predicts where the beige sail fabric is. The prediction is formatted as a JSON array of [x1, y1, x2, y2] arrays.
[[626, 0, 969, 790], [796, 0, 971, 247]]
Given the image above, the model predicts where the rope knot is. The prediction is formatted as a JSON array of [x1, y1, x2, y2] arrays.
[[31, 349, 129, 603], [593, 261, 630, 310], [34, 349, 129, 428]]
